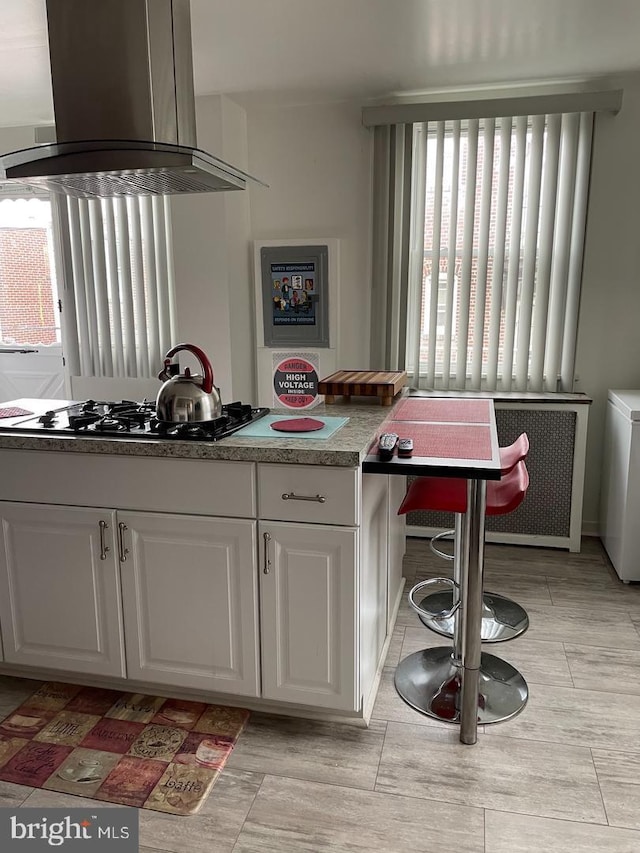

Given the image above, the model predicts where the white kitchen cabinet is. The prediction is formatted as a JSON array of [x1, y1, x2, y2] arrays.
[[0, 502, 126, 677], [256, 466, 403, 715], [0, 447, 405, 720], [0, 451, 256, 519], [258, 463, 359, 525], [258, 521, 358, 711], [0, 502, 260, 695], [118, 511, 260, 696]]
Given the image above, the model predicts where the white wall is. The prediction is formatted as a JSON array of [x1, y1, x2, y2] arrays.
[[0, 126, 37, 154], [246, 100, 373, 369], [171, 98, 375, 404], [170, 94, 254, 403], [574, 72, 640, 530]]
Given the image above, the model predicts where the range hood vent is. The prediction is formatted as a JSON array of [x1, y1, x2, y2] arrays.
[[0, 0, 264, 198]]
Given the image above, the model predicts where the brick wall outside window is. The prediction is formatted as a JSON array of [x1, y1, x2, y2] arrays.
[[0, 227, 57, 345]]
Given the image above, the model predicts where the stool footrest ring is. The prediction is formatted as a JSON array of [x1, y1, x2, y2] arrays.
[[429, 529, 456, 561], [408, 578, 460, 620]]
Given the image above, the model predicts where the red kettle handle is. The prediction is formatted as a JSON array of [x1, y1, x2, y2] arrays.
[[163, 343, 214, 394]]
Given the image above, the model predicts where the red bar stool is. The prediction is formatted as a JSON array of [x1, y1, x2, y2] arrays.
[[394, 458, 530, 724], [406, 434, 530, 643]]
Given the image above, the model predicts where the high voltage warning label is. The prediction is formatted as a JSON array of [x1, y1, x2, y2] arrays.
[[273, 355, 319, 408]]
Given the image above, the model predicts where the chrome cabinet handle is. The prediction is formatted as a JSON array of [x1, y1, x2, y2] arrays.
[[118, 522, 129, 562], [281, 492, 326, 504], [99, 520, 110, 560], [263, 531, 272, 574]]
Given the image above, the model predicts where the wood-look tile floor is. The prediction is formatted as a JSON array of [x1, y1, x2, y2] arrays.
[[1, 536, 639, 852]]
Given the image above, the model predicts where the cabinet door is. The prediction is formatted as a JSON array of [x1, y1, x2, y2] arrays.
[[0, 502, 125, 677], [259, 521, 358, 711], [119, 512, 259, 696]]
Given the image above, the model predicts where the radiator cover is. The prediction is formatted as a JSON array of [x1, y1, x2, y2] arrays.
[[405, 403, 586, 550]]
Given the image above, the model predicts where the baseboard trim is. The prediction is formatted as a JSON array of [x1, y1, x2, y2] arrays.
[[0, 663, 370, 728]]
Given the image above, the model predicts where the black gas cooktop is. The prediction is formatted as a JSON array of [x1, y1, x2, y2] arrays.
[[4, 400, 270, 441]]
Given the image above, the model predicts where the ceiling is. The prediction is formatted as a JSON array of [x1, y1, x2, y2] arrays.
[[1, 0, 640, 126]]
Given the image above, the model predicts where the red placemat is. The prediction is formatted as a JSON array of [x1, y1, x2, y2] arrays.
[[0, 406, 33, 419], [389, 422, 493, 459], [392, 398, 491, 424]]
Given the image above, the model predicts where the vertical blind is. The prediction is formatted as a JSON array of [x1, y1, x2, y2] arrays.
[[370, 124, 413, 370], [406, 111, 594, 392], [56, 194, 176, 379]]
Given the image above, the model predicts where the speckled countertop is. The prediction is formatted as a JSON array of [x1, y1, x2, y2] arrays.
[[0, 397, 403, 467]]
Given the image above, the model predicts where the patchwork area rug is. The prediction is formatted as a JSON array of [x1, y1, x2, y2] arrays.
[[0, 682, 249, 815]]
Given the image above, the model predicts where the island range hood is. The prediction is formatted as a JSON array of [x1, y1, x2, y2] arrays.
[[0, 0, 264, 198]]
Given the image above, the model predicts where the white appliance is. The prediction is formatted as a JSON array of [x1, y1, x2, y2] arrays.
[[600, 389, 640, 582]]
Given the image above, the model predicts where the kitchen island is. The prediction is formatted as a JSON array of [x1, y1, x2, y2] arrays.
[[0, 397, 406, 723]]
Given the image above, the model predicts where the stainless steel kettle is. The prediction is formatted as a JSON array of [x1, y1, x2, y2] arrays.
[[156, 343, 222, 423]]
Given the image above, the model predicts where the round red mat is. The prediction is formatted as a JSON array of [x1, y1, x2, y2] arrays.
[[270, 417, 325, 432]]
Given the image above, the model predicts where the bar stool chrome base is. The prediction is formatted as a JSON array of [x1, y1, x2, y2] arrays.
[[394, 647, 528, 725], [417, 590, 529, 642]]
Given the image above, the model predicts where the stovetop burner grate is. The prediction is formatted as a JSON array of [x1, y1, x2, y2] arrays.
[[6, 399, 270, 441]]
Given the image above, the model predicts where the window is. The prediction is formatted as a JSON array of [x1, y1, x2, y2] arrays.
[[58, 194, 176, 379], [406, 112, 593, 393], [425, 272, 456, 338], [0, 197, 60, 347]]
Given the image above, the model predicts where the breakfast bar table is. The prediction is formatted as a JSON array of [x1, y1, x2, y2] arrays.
[[362, 397, 502, 745]]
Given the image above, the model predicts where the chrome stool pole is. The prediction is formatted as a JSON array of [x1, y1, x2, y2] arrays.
[[395, 498, 528, 729]]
